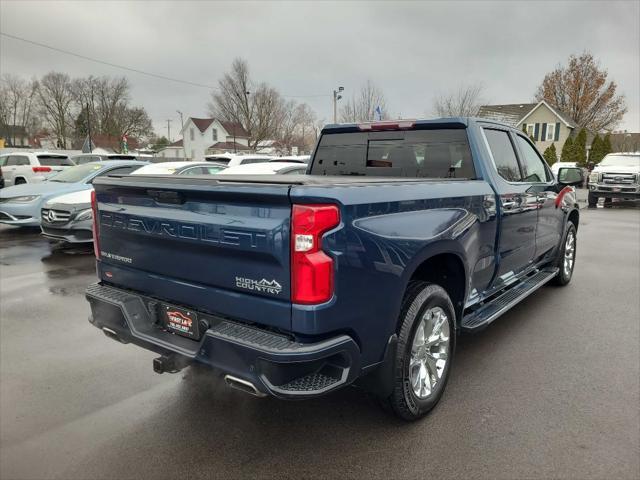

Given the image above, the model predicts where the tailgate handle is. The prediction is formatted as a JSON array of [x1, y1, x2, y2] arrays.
[[147, 189, 185, 205]]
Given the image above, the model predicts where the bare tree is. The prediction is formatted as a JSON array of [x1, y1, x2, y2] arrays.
[[340, 80, 389, 123], [0, 72, 153, 150], [208, 58, 283, 150], [115, 106, 153, 143], [0, 74, 39, 143], [37, 72, 76, 148], [295, 103, 317, 152], [535, 52, 627, 131], [72, 76, 128, 134], [432, 83, 484, 117], [276, 100, 300, 153], [274, 102, 319, 154], [72, 75, 153, 146]]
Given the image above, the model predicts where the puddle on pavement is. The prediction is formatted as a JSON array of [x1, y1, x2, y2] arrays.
[[48, 285, 91, 297]]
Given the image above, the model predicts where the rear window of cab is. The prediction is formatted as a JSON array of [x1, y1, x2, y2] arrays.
[[311, 129, 475, 179]]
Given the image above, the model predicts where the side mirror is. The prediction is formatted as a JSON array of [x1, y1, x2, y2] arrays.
[[557, 167, 583, 187]]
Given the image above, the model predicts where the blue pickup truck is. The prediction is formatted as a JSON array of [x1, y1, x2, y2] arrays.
[[86, 118, 583, 420]]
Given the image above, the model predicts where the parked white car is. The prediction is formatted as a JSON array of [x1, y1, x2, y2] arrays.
[[269, 155, 310, 164], [71, 153, 139, 165], [0, 152, 75, 186], [218, 162, 308, 175], [131, 161, 227, 176], [205, 153, 273, 167]]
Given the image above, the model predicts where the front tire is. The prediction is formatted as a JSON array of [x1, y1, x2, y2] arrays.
[[383, 282, 456, 421], [552, 222, 577, 286], [587, 192, 598, 208]]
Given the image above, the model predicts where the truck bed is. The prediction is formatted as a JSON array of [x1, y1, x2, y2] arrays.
[[98, 173, 473, 186]]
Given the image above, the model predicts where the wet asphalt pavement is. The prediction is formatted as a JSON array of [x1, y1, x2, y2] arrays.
[[1, 203, 639, 480]]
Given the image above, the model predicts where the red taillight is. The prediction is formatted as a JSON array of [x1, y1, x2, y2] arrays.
[[32, 166, 52, 173], [291, 204, 340, 304], [91, 189, 100, 258]]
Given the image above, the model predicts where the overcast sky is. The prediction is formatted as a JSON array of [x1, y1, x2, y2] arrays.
[[1, 0, 638, 139]]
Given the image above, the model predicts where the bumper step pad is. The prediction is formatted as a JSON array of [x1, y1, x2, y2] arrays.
[[278, 372, 342, 392]]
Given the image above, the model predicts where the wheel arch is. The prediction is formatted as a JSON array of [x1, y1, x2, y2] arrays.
[[402, 242, 468, 328], [568, 208, 579, 231]]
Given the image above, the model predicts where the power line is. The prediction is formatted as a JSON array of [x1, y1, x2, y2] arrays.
[[0, 31, 217, 90], [0, 31, 330, 99]]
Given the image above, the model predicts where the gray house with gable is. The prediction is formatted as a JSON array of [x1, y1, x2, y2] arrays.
[[478, 100, 577, 153]]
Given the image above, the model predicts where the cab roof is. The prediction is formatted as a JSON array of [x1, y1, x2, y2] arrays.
[[321, 117, 513, 134]]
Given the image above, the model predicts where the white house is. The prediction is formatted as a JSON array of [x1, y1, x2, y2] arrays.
[[157, 139, 186, 159], [181, 117, 250, 160]]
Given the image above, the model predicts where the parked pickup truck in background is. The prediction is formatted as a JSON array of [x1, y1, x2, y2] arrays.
[[588, 152, 640, 207], [86, 118, 583, 420]]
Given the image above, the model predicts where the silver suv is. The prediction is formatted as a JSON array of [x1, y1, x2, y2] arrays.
[[588, 153, 640, 207], [0, 152, 75, 186]]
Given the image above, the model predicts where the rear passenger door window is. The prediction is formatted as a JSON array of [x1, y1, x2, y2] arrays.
[[514, 136, 551, 183], [7, 156, 29, 166], [483, 129, 522, 182], [13, 156, 30, 166]]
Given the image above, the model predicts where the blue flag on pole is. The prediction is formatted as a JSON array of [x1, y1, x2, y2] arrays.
[[375, 106, 382, 120]]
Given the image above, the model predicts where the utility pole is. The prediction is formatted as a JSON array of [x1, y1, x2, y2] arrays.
[[87, 102, 93, 153], [166, 119, 172, 142], [85, 86, 94, 153], [176, 110, 184, 131], [333, 86, 344, 123], [86, 102, 92, 153]]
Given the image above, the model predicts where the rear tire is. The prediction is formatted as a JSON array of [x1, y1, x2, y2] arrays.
[[382, 281, 456, 421], [552, 222, 577, 286], [14, 177, 26, 185]]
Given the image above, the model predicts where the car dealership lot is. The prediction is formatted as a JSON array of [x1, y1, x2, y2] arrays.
[[1, 206, 639, 479]]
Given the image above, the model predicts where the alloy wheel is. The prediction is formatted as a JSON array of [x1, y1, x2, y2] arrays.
[[409, 306, 450, 399], [563, 230, 576, 278]]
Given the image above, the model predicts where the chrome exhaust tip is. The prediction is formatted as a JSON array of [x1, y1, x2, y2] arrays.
[[224, 375, 267, 397], [102, 327, 127, 343]]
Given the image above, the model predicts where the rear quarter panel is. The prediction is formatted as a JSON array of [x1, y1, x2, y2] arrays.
[[290, 180, 497, 366]]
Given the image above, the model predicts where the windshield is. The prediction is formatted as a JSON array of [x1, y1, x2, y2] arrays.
[[47, 163, 104, 183], [599, 154, 640, 167]]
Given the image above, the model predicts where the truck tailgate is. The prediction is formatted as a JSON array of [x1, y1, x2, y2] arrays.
[[93, 176, 292, 330]]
